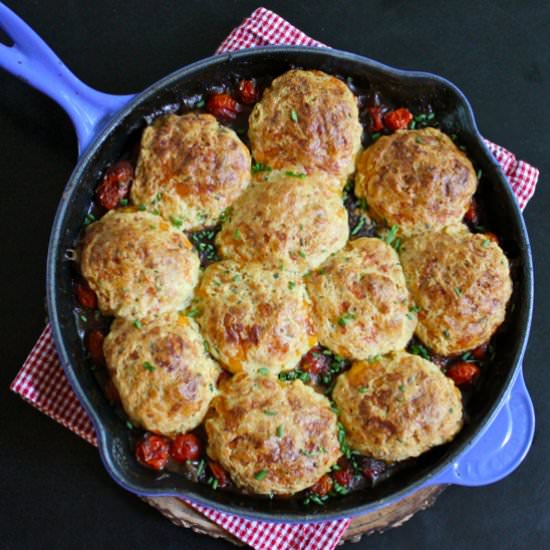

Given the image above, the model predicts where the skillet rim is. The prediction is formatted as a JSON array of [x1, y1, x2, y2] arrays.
[[46, 45, 534, 522]]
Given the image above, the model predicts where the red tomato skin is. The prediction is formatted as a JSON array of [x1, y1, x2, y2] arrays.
[[75, 281, 98, 309], [170, 433, 201, 462], [446, 362, 480, 386], [96, 160, 133, 210], [206, 93, 242, 121], [208, 461, 229, 487], [333, 467, 353, 488], [135, 433, 170, 471], [238, 79, 258, 104], [384, 108, 413, 131], [367, 106, 384, 132], [310, 474, 333, 496], [300, 346, 331, 375], [464, 199, 479, 224], [86, 330, 105, 364]]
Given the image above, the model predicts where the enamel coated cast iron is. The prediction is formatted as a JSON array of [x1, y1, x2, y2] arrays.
[[0, 3, 535, 522]]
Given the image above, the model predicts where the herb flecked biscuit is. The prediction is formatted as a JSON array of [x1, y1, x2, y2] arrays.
[[131, 113, 251, 230], [80, 210, 200, 320], [216, 171, 349, 272], [306, 237, 416, 360], [248, 69, 362, 183], [104, 314, 220, 437], [399, 224, 512, 355], [194, 260, 316, 374], [355, 128, 477, 237], [333, 352, 463, 462], [205, 373, 341, 495]]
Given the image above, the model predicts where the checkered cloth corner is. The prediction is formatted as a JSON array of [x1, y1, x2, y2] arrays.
[[9, 6, 540, 550]]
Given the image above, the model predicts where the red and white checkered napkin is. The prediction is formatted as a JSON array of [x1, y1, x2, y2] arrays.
[[10, 7, 540, 550]]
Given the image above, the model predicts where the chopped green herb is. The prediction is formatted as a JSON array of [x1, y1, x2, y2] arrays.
[[477, 169, 483, 180], [126, 420, 134, 430], [169, 216, 183, 228], [133, 319, 142, 329], [263, 410, 277, 416], [410, 343, 430, 360], [482, 239, 490, 248], [368, 354, 381, 363], [276, 425, 284, 438], [83, 213, 96, 226], [454, 287, 463, 296], [288, 281, 296, 290], [196, 99, 205, 109], [273, 272, 279, 279], [257, 367, 270, 376], [461, 351, 475, 362], [234, 229, 242, 240], [443, 329, 450, 338], [79, 314, 87, 323], [332, 481, 348, 495], [203, 340, 210, 353], [284, 171, 306, 179], [207, 476, 219, 490], [358, 197, 369, 210], [138, 204, 147, 211], [398, 384, 406, 392], [337, 312, 356, 327], [186, 307, 201, 318], [251, 162, 272, 173], [254, 469, 268, 480], [196, 459, 206, 477], [118, 198, 129, 207], [371, 132, 381, 141], [358, 387, 368, 394], [383, 224, 399, 247], [143, 361, 155, 372], [219, 207, 233, 223], [351, 217, 366, 235], [415, 137, 425, 144], [337, 422, 352, 458], [410, 305, 421, 313], [290, 109, 299, 122], [298, 250, 307, 259]]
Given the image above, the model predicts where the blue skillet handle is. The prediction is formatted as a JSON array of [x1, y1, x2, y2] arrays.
[[0, 2, 133, 156], [428, 370, 535, 486]]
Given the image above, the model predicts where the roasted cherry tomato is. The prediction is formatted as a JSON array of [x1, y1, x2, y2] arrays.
[[96, 160, 133, 210], [471, 342, 489, 360], [237, 79, 258, 104], [446, 361, 480, 386], [74, 281, 98, 309], [300, 346, 331, 375], [208, 461, 229, 488], [333, 465, 354, 488], [361, 457, 386, 483], [170, 433, 201, 462], [86, 330, 105, 364], [464, 198, 479, 224], [367, 106, 384, 132], [135, 433, 170, 471], [384, 107, 413, 131], [310, 474, 333, 497], [206, 93, 242, 121]]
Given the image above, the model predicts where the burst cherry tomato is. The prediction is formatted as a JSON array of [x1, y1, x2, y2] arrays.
[[464, 199, 479, 224], [384, 107, 413, 131], [135, 433, 170, 470], [208, 461, 229, 487], [237, 79, 258, 104], [310, 474, 333, 496], [367, 106, 384, 132], [471, 343, 489, 360], [86, 330, 105, 364], [96, 160, 133, 210], [333, 466, 353, 488], [300, 346, 330, 375], [170, 433, 201, 462], [206, 93, 242, 121], [74, 281, 98, 309], [446, 362, 480, 386]]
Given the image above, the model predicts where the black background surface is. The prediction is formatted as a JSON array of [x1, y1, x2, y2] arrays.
[[1, 1, 548, 549]]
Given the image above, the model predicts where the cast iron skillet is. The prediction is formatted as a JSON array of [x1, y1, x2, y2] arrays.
[[0, 4, 533, 522]]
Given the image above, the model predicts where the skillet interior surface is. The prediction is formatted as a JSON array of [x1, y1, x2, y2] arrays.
[[47, 46, 533, 522]]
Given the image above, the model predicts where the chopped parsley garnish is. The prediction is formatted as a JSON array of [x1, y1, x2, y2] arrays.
[[371, 132, 381, 141], [251, 162, 272, 173], [263, 410, 277, 416], [207, 476, 219, 490], [196, 99, 205, 109], [133, 319, 142, 329], [284, 171, 306, 179], [482, 239, 490, 248], [186, 307, 201, 318], [288, 281, 296, 290], [234, 229, 242, 240], [137, 204, 147, 211], [410, 305, 421, 313], [358, 387, 368, 394], [196, 459, 206, 477], [276, 425, 284, 438], [143, 361, 155, 372], [254, 469, 268, 480], [298, 250, 306, 259], [83, 213, 96, 226], [337, 422, 352, 458], [461, 351, 475, 362], [337, 312, 356, 327], [454, 287, 463, 296], [290, 109, 299, 122], [398, 384, 406, 392], [118, 198, 129, 207], [351, 216, 366, 236], [279, 369, 310, 383], [169, 216, 183, 228], [383, 224, 399, 249], [257, 367, 270, 376], [79, 314, 87, 323], [410, 343, 430, 360], [332, 481, 348, 495]]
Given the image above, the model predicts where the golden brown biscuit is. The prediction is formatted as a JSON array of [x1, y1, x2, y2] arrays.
[[131, 113, 251, 230], [194, 260, 316, 374], [216, 171, 349, 272], [80, 210, 199, 320], [399, 224, 512, 355], [104, 314, 220, 436], [205, 373, 341, 495], [248, 69, 362, 183], [306, 237, 416, 360], [333, 352, 463, 462], [355, 128, 477, 237]]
